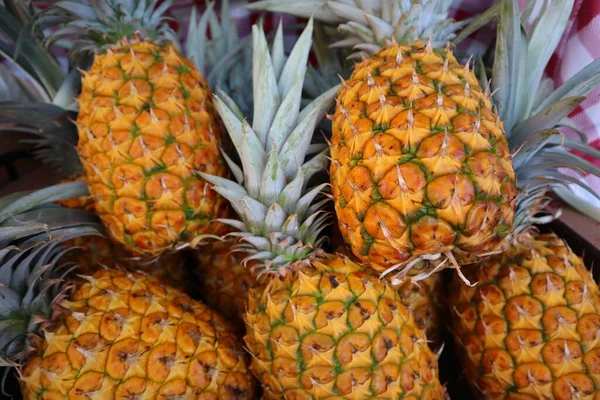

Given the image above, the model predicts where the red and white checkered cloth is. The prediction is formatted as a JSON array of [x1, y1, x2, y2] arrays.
[[169, 0, 600, 215]]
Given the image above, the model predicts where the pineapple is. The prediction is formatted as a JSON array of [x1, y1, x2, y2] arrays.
[[0, 183, 254, 399], [200, 20, 445, 399], [36, 0, 230, 256], [249, 0, 516, 278], [333, 223, 444, 349], [450, 232, 600, 399], [449, 0, 600, 398]]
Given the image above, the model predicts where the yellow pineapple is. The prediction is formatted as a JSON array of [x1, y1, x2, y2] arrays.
[[450, 231, 600, 399], [334, 226, 445, 349], [447, 0, 600, 397], [0, 183, 253, 399], [21, 265, 254, 399], [201, 20, 445, 399], [54, 177, 190, 289], [37, 0, 230, 256], [250, 0, 516, 278]]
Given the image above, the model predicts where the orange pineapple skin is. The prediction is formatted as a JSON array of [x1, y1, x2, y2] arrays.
[[330, 41, 516, 272], [76, 40, 229, 257], [21, 270, 254, 399], [245, 254, 445, 399], [450, 232, 600, 399]]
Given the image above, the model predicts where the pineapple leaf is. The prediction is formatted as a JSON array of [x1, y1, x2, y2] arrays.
[[0, 286, 20, 315], [561, 136, 600, 159], [268, 71, 306, 153], [185, 4, 215, 76], [453, 1, 501, 44], [0, 208, 101, 247], [366, 13, 395, 44], [557, 117, 588, 143], [240, 122, 267, 198], [219, 148, 244, 184], [247, 0, 337, 23], [251, 24, 280, 147], [329, 1, 369, 25], [280, 85, 340, 181], [539, 150, 600, 178], [520, 0, 573, 120], [298, 84, 341, 129], [0, 6, 64, 98], [296, 183, 329, 221], [52, 69, 81, 110], [213, 95, 243, 147], [511, 96, 585, 147], [278, 18, 313, 99], [240, 197, 269, 234], [197, 173, 247, 197], [555, 185, 600, 222], [260, 149, 285, 206], [271, 22, 286, 79], [215, 88, 244, 121], [0, 181, 89, 224], [534, 57, 600, 114], [493, 0, 525, 134], [264, 204, 287, 235], [511, 128, 559, 169], [54, 2, 96, 20]]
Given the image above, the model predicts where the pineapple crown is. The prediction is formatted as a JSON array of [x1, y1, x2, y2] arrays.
[[0, 182, 103, 365], [0, 100, 82, 178], [247, 0, 469, 57], [477, 0, 600, 232], [35, 0, 178, 56], [304, 21, 352, 102], [186, 0, 254, 116], [0, 3, 85, 178], [200, 19, 340, 275], [0, 1, 67, 102]]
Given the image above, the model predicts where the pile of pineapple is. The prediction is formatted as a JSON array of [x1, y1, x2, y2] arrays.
[[1, 0, 600, 399]]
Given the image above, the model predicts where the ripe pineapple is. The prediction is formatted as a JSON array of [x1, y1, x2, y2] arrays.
[[36, 0, 230, 256], [448, 0, 600, 398], [451, 232, 600, 399], [333, 224, 445, 349], [249, 0, 516, 276], [200, 20, 445, 399], [22, 268, 253, 399], [0, 183, 254, 399]]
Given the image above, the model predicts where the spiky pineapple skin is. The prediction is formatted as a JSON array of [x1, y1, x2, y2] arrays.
[[449, 232, 600, 399], [21, 269, 253, 399], [333, 236, 444, 350], [77, 40, 229, 257], [396, 272, 444, 350], [330, 41, 516, 271], [195, 240, 257, 330], [244, 254, 445, 399]]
